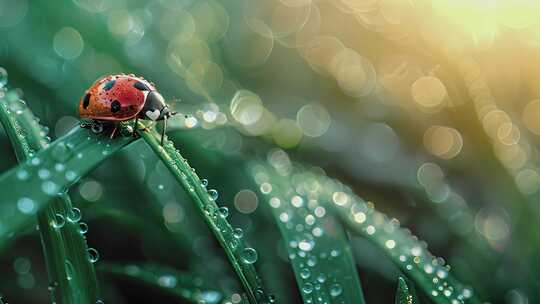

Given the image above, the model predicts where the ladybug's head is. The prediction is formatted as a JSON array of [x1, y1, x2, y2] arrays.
[[142, 90, 177, 121]]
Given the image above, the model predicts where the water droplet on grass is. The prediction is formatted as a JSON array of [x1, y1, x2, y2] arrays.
[[330, 284, 342, 297], [65, 261, 74, 281], [199, 291, 221, 303], [52, 214, 65, 229], [217, 206, 229, 218], [208, 189, 219, 201], [201, 178, 208, 187], [158, 275, 177, 288], [233, 228, 244, 239], [67, 208, 81, 222], [17, 170, 30, 180], [241, 247, 258, 264], [42, 181, 59, 195], [51, 143, 71, 162], [79, 222, 88, 234], [17, 198, 36, 214], [302, 283, 313, 294], [65, 171, 78, 182], [0, 67, 7, 88], [38, 169, 50, 180], [30, 157, 41, 166], [87, 248, 99, 263]]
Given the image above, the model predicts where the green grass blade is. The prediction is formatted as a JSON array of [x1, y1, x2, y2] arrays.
[[0, 124, 135, 248], [396, 277, 418, 304], [254, 157, 481, 304], [325, 176, 481, 304], [249, 162, 366, 303], [136, 125, 272, 304], [0, 87, 100, 303], [116, 147, 247, 294], [99, 263, 224, 304]]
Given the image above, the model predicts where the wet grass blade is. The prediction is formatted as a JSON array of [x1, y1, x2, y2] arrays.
[[136, 125, 271, 304], [248, 161, 366, 304], [324, 174, 481, 304], [0, 123, 136, 249], [99, 263, 225, 304], [253, 156, 481, 304], [0, 87, 102, 303], [396, 277, 418, 304]]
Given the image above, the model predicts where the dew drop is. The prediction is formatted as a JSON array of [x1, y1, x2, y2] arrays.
[[79, 222, 88, 234], [298, 240, 313, 251], [17, 170, 30, 180], [65, 171, 79, 182], [300, 268, 310, 279], [17, 197, 36, 214], [330, 284, 343, 297], [67, 208, 82, 222], [199, 290, 221, 303], [208, 189, 219, 201], [55, 163, 66, 172], [52, 143, 70, 162], [302, 283, 313, 294], [38, 169, 51, 180], [87, 248, 99, 263], [30, 157, 41, 166], [52, 214, 65, 229], [241, 247, 258, 264], [201, 179, 209, 187], [233, 228, 244, 239], [0, 67, 7, 88], [42, 181, 60, 195], [217, 206, 229, 218], [65, 261, 74, 281], [158, 275, 177, 288]]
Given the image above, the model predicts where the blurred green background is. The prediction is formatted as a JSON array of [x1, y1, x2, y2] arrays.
[[1, 0, 540, 303]]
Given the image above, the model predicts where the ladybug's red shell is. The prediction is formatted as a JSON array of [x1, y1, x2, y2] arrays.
[[79, 74, 156, 121]]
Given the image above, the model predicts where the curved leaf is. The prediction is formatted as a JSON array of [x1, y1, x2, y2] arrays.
[[0, 123, 136, 249], [249, 161, 366, 303], [0, 87, 101, 303], [136, 125, 272, 304]]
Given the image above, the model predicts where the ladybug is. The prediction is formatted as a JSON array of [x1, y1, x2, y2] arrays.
[[79, 74, 175, 144]]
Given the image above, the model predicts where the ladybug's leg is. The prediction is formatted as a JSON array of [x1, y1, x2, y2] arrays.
[[110, 123, 119, 139], [133, 117, 139, 136], [160, 117, 167, 146]]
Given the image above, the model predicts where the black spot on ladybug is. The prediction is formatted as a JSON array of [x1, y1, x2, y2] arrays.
[[111, 100, 121, 113], [103, 80, 116, 91], [83, 93, 91, 109], [134, 81, 150, 91]]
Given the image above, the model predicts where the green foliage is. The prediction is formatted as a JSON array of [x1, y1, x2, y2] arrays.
[[250, 159, 479, 304], [137, 125, 272, 304], [0, 121, 134, 248], [248, 159, 366, 303], [0, 81, 484, 303], [0, 87, 99, 303], [2, 0, 529, 302]]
